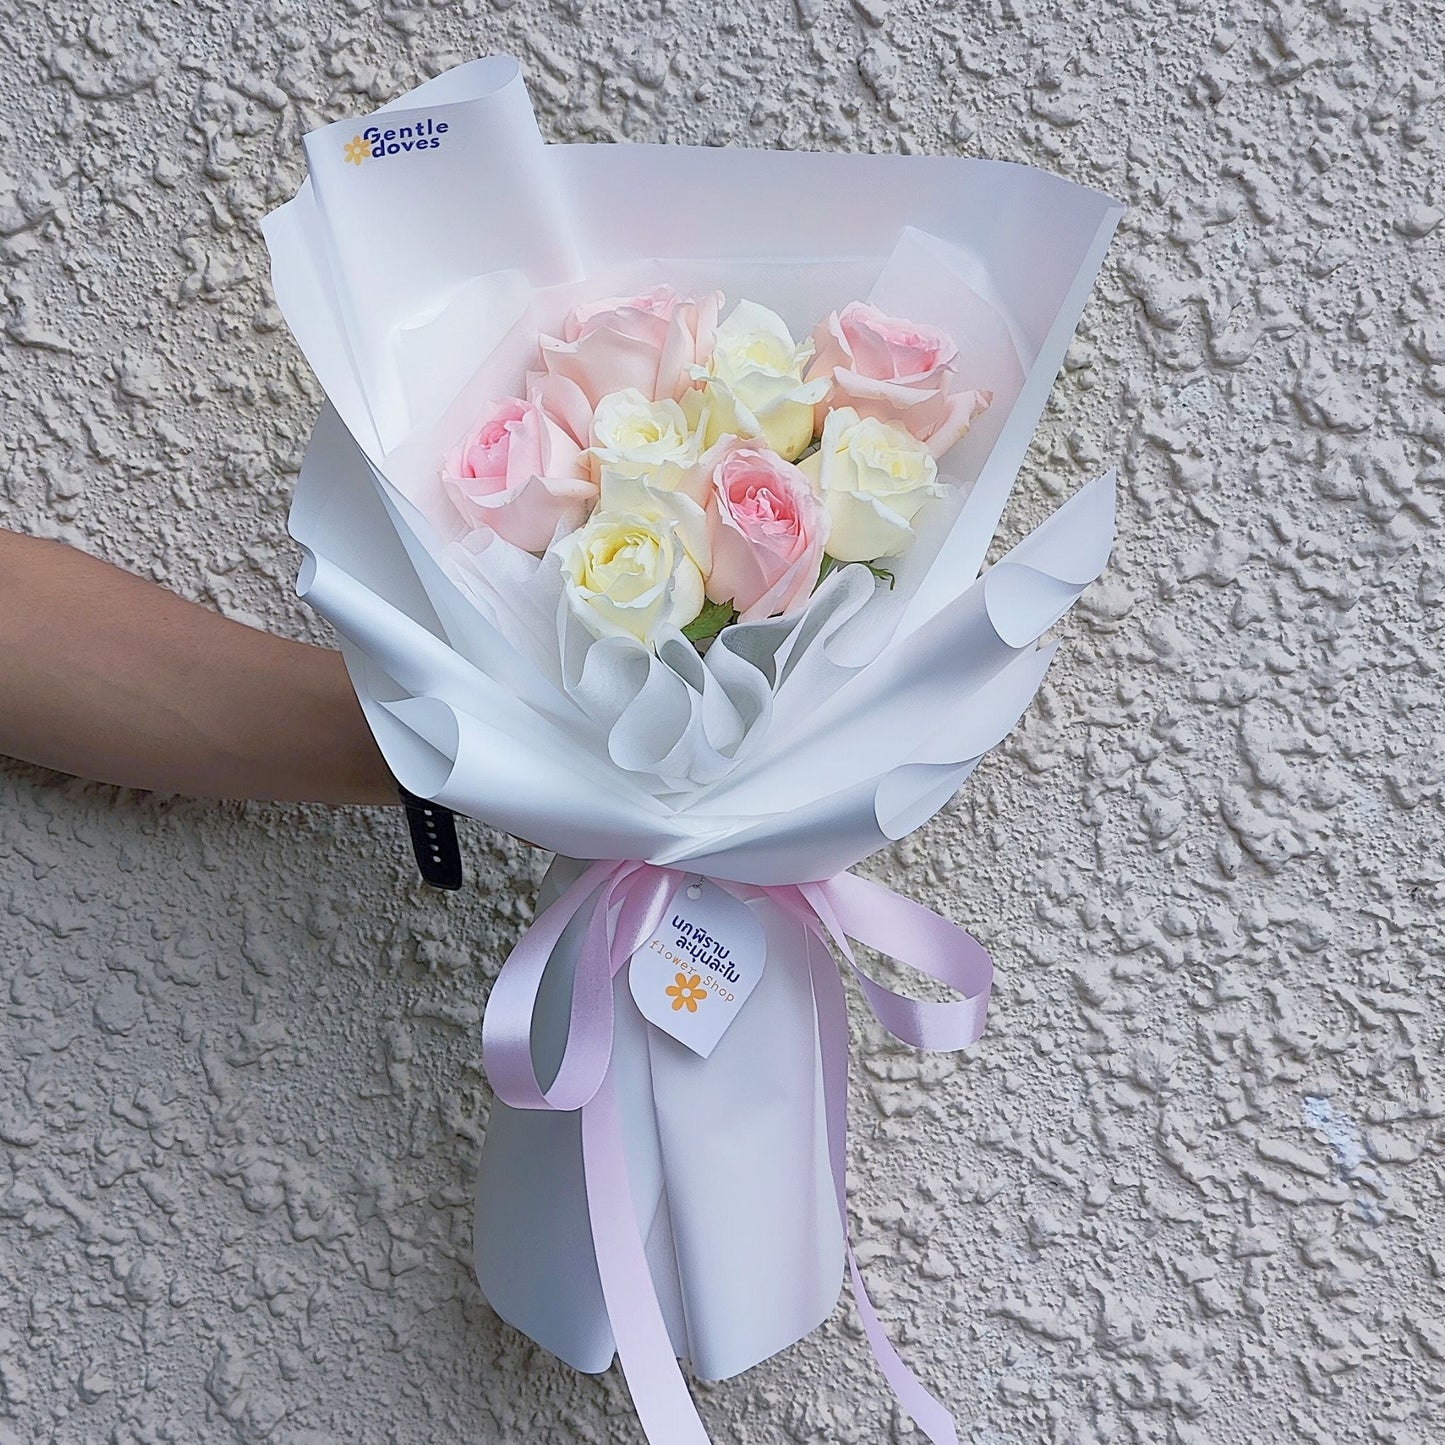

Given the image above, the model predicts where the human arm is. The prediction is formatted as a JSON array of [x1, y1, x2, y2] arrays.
[[0, 528, 397, 805]]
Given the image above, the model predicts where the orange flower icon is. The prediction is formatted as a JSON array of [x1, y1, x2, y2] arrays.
[[665, 972, 705, 1013], [344, 135, 370, 166]]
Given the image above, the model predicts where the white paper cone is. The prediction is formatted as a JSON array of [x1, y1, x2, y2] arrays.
[[474, 856, 842, 1380]]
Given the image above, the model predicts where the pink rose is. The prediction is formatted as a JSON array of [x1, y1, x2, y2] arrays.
[[531, 286, 720, 443], [804, 302, 991, 458], [442, 396, 595, 554], [702, 441, 830, 624]]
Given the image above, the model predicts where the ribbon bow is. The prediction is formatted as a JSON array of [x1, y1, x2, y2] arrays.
[[483, 860, 994, 1444]]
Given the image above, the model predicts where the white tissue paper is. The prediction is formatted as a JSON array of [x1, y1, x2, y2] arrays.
[[263, 52, 1123, 1413]]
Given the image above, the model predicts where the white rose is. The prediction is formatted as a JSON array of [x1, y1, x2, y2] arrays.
[[798, 407, 944, 562], [550, 508, 705, 647], [599, 468, 711, 574], [694, 301, 829, 461], [588, 387, 706, 487]]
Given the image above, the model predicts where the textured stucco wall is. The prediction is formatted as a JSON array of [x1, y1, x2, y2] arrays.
[[2, 2, 1443, 1442]]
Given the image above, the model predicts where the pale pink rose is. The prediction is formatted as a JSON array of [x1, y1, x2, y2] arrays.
[[530, 286, 721, 444], [701, 441, 830, 624], [805, 302, 991, 458], [442, 396, 596, 554]]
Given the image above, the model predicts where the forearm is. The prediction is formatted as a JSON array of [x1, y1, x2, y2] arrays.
[[0, 531, 397, 805]]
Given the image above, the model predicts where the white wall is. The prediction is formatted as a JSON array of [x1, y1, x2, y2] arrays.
[[2, 2, 1442, 1442]]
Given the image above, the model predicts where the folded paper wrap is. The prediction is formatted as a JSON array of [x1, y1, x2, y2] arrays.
[[475, 856, 842, 1381], [263, 53, 1124, 1438]]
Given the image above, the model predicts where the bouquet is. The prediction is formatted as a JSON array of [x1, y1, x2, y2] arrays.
[[263, 54, 1124, 1444]]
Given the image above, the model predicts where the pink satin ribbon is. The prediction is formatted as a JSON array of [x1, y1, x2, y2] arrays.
[[482, 861, 994, 1444]]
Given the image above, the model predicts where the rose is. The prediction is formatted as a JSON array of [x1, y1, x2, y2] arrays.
[[559, 392, 714, 652], [598, 468, 710, 574], [532, 286, 720, 444], [588, 387, 708, 492], [691, 302, 830, 461], [442, 396, 595, 554], [805, 302, 991, 458], [550, 508, 706, 647], [566, 286, 703, 345], [701, 441, 829, 623], [798, 407, 944, 562]]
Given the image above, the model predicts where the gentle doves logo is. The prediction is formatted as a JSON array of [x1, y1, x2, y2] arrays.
[[344, 117, 451, 167], [629, 879, 767, 1058]]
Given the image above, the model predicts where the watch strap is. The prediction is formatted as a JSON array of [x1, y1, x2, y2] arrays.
[[396, 785, 463, 890]]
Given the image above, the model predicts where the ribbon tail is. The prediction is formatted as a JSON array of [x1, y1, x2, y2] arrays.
[[484, 859, 621, 1110], [805, 873, 992, 1050], [581, 1065, 713, 1445], [805, 934, 961, 1445]]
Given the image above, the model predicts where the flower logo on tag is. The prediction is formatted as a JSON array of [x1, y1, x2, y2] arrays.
[[665, 973, 706, 1013], [343, 135, 370, 166]]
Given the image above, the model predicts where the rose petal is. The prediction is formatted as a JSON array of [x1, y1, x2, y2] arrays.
[[924, 387, 992, 460]]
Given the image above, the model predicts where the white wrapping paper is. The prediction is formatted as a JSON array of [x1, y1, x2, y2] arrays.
[[475, 856, 842, 1378], [264, 55, 1123, 1386]]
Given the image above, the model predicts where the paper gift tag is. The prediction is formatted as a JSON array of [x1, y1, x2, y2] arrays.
[[629, 878, 767, 1058]]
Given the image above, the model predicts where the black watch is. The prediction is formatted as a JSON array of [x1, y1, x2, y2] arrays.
[[396, 784, 463, 890]]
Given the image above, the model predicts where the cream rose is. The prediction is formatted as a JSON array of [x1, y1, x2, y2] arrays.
[[588, 387, 708, 491], [532, 286, 720, 444], [694, 301, 829, 461], [805, 302, 991, 459], [442, 396, 595, 554], [599, 468, 711, 575], [798, 407, 944, 562], [702, 441, 829, 623], [550, 508, 706, 647]]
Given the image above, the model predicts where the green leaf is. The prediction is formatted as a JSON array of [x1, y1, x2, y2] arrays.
[[683, 600, 737, 643], [816, 554, 895, 591]]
